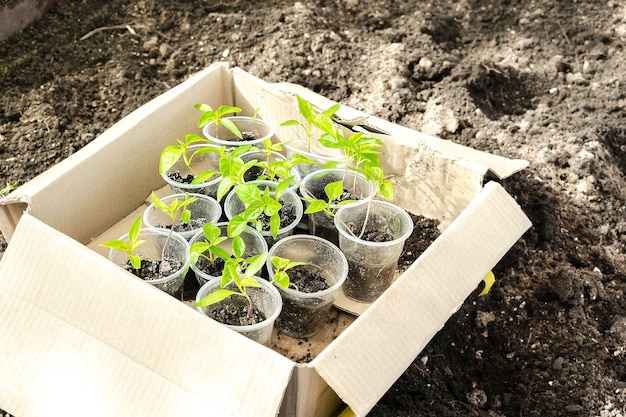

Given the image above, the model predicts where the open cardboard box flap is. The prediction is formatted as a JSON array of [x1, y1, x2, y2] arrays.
[[0, 63, 532, 417], [0, 213, 295, 417]]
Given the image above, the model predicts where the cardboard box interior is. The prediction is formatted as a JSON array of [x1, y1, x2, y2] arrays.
[[0, 63, 532, 417]]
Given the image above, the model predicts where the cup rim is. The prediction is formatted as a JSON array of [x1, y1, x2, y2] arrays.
[[299, 168, 376, 207], [334, 200, 414, 247], [202, 116, 274, 147], [142, 193, 222, 233]]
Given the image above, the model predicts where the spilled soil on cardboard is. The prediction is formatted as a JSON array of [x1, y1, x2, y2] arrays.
[[2, 1, 626, 416]]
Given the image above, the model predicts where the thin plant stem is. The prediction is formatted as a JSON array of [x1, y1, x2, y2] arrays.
[[358, 200, 372, 240], [161, 228, 173, 262]]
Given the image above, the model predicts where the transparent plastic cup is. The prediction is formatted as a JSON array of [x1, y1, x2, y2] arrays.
[[334, 200, 413, 302], [142, 193, 222, 240], [300, 169, 376, 246], [195, 276, 282, 346], [108, 227, 191, 299], [189, 222, 268, 286], [267, 234, 348, 338]]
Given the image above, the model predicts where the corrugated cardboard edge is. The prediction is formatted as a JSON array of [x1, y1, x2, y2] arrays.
[[0, 62, 233, 244], [311, 181, 532, 416], [0, 213, 294, 417], [274, 81, 529, 180]]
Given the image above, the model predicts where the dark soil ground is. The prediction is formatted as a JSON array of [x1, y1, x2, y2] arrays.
[[2, 0, 626, 416]]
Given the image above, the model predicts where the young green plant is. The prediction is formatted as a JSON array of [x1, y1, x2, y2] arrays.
[[99, 215, 145, 275], [249, 139, 314, 182], [150, 192, 197, 259], [196, 103, 243, 140], [189, 223, 231, 270], [159, 133, 218, 178], [209, 144, 259, 202], [195, 247, 268, 319], [270, 255, 311, 290], [280, 95, 340, 153], [227, 178, 294, 240], [301, 179, 357, 218]]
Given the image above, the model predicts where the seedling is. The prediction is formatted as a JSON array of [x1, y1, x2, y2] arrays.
[[189, 223, 231, 269], [281, 95, 340, 153], [0, 181, 17, 198], [195, 249, 268, 319], [99, 215, 145, 275], [149, 191, 197, 259], [159, 133, 220, 177], [207, 144, 259, 202], [247, 139, 314, 183], [269, 255, 311, 290], [227, 179, 293, 239], [196, 103, 243, 140], [301, 179, 357, 218]]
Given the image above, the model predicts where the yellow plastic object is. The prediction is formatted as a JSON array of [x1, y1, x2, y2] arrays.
[[478, 270, 495, 296], [336, 406, 356, 417]]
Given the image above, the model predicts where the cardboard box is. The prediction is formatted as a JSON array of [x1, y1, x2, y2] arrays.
[[0, 63, 532, 417]]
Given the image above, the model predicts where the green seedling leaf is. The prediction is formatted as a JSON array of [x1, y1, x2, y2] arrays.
[[232, 235, 246, 259], [180, 208, 192, 224], [280, 119, 302, 127], [192, 169, 220, 184], [99, 215, 145, 271], [273, 271, 290, 289], [185, 133, 211, 145], [195, 103, 213, 113], [203, 223, 222, 243], [235, 183, 261, 204], [220, 117, 243, 139], [159, 144, 183, 175], [218, 105, 243, 115], [269, 255, 311, 289], [227, 214, 249, 238], [274, 177, 293, 200], [129, 254, 142, 270], [127, 215, 143, 245], [195, 288, 241, 307], [325, 180, 345, 202], [379, 179, 394, 201], [269, 213, 280, 239], [99, 240, 131, 252], [303, 198, 328, 214], [271, 256, 291, 271], [296, 95, 315, 121], [240, 276, 262, 288], [245, 252, 268, 277]]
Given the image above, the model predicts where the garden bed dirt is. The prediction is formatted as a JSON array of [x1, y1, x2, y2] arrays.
[[2, 0, 626, 416]]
